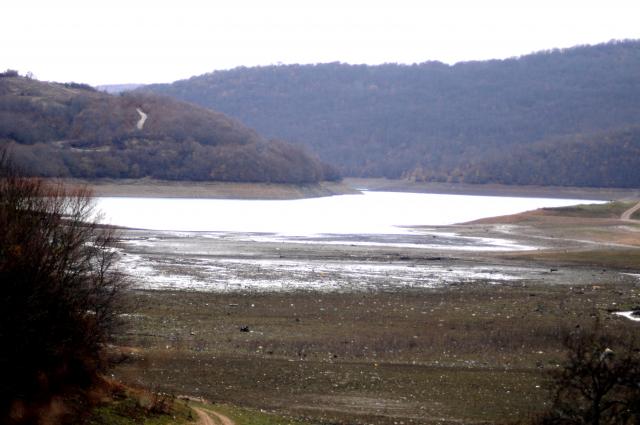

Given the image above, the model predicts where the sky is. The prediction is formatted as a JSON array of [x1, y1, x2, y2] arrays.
[[2, 0, 639, 86]]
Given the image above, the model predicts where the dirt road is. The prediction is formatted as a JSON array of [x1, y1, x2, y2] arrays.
[[621, 200, 640, 220], [136, 108, 148, 130], [620, 202, 640, 221], [193, 407, 235, 425]]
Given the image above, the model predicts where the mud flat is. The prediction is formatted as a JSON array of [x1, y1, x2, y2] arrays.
[[116, 227, 634, 293], [115, 199, 640, 293], [114, 277, 640, 424], [113, 201, 640, 424]]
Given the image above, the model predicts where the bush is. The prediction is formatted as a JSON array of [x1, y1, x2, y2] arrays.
[[0, 69, 19, 78], [0, 153, 128, 424], [62, 82, 97, 92], [536, 324, 640, 424]]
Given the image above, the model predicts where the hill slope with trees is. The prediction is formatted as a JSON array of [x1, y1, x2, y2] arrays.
[[0, 74, 338, 183], [140, 40, 640, 187], [457, 126, 640, 187]]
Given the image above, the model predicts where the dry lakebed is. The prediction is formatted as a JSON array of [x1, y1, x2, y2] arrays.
[[91, 179, 640, 425]]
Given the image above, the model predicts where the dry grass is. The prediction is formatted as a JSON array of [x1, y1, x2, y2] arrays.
[[509, 248, 640, 270], [56, 178, 358, 200], [345, 178, 639, 201], [540, 201, 635, 219]]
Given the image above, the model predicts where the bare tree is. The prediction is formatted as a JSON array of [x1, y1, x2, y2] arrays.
[[536, 324, 640, 425], [0, 153, 128, 424]]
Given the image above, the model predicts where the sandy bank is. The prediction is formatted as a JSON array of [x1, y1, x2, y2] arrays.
[[55, 178, 359, 200], [52, 177, 640, 201], [347, 178, 640, 201]]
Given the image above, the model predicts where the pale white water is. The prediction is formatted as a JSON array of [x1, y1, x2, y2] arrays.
[[103, 192, 611, 292], [614, 311, 640, 322], [96, 191, 598, 235], [118, 251, 543, 292]]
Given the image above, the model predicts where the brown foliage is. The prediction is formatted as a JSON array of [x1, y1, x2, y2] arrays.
[[0, 76, 339, 183], [0, 153, 128, 424]]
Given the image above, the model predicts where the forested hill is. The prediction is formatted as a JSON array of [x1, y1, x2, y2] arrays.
[[459, 126, 640, 187], [0, 74, 338, 183], [140, 40, 640, 187]]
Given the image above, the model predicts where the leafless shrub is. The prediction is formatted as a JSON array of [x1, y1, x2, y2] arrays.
[[534, 323, 640, 425], [147, 391, 175, 415], [0, 152, 129, 424]]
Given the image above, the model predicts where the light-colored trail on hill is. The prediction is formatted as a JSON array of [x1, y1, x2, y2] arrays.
[[194, 407, 215, 425], [135, 108, 148, 130], [193, 407, 236, 425], [621, 200, 640, 221]]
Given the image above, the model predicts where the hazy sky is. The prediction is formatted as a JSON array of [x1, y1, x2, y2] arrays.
[[2, 0, 639, 86]]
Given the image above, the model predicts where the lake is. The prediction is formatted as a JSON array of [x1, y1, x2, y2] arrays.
[[101, 191, 609, 292], [96, 191, 596, 235]]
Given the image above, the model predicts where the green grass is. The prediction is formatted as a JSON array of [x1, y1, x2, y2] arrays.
[[84, 390, 193, 425], [192, 401, 315, 425], [86, 393, 315, 425]]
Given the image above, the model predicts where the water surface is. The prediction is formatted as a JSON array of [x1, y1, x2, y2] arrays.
[[97, 191, 596, 235], [104, 192, 606, 292]]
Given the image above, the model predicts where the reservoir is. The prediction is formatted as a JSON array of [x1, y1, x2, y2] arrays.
[[98, 191, 611, 292], [96, 191, 597, 235]]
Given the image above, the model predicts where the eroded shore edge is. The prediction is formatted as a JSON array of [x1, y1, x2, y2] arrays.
[[53, 177, 640, 201]]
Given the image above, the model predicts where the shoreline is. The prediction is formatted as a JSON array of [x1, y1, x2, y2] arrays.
[[346, 177, 640, 201], [50, 177, 640, 201], [113, 196, 640, 294], [56, 178, 359, 200]]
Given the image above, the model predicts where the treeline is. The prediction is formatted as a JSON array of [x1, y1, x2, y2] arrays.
[[0, 75, 338, 183], [140, 40, 640, 186], [457, 127, 640, 188], [5, 138, 337, 183]]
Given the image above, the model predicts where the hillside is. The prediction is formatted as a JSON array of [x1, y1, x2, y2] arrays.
[[0, 75, 338, 183], [139, 40, 640, 186], [459, 127, 640, 187]]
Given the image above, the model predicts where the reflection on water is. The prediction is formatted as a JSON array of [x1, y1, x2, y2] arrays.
[[97, 191, 597, 235]]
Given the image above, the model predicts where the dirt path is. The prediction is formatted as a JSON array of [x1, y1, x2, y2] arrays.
[[193, 407, 215, 425], [135, 108, 148, 130], [621, 200, 640, 220], [193, 406, 235, 425]]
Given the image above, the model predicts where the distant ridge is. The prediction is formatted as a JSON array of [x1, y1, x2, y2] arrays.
[[140, 40, 640, 187], [0, 75, 339, 183]]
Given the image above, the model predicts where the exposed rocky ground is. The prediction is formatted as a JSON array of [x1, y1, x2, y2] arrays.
[[111, 197, 640, 424]]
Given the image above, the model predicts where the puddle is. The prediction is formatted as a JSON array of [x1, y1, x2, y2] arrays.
[[116, 229, 625, 293], [614, 311, 640, 322], [117, 234, 544, 292]]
